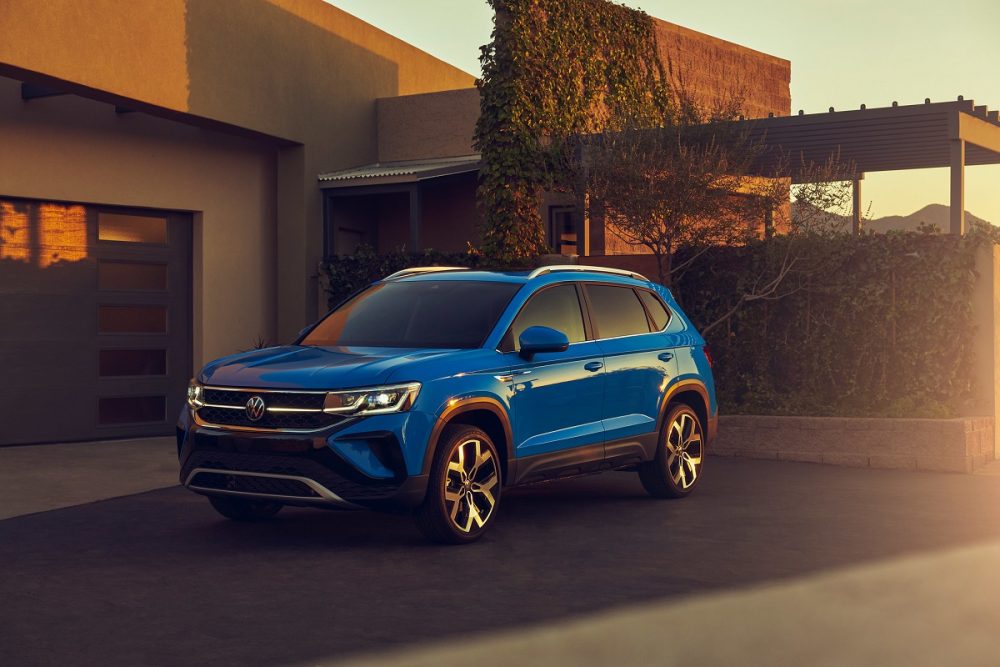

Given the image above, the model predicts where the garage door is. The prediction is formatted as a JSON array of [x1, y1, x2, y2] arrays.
[[0, 198, 191, 445]]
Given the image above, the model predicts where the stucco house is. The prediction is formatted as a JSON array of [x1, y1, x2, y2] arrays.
[[0, 0, 788, 445]]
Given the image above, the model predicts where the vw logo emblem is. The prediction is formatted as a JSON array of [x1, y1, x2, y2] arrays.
[[245, 395, 266, 422]]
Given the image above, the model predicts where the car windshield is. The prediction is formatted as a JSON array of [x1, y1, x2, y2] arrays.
[[301, 280, 522, 349]]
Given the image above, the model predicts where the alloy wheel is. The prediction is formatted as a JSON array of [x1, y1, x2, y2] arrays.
[[444, 438, 499, 533], [665, 411, 703, 490]]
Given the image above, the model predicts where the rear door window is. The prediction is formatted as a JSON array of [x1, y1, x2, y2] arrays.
[[585, 284, 651, 339]]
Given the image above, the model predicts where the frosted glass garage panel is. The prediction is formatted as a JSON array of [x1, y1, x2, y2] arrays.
[[98, 305, 167, 334], [98, 261, 168, 291], [98, 212, 167, 244], [98, 396, 166, 424]]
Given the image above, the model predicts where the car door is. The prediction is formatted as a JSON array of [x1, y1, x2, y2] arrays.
[[500, 283, 606, 460], [584, 283, 678, 451]]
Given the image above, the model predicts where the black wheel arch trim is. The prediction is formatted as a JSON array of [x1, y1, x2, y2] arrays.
[[422, 397, 514, 480], [657, 379, 716, 444]]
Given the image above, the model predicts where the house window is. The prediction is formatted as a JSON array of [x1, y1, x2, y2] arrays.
[[548, 206, 577, 255]]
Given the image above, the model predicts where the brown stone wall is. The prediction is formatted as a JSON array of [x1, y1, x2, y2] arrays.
[[377, 89, 481, 163], [713, 416, 995, 474], [654, 19, 791, 119]]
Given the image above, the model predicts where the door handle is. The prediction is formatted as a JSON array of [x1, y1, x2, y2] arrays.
[[584, 361, 604, 372], [658, 352, 674, 362]]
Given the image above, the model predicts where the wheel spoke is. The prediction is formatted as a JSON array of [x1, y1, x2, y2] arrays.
[[476, 487, 496, 511], [472, 472, 498, 492], [682, 453, 698, 488], [670, 421, 683, 446], [464, 496, 482, 530]]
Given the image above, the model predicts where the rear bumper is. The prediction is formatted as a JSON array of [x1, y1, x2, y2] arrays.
[[177, 411, 429, 510]]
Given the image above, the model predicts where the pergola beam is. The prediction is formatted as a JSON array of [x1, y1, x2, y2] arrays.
[[852, 174, 864, 235], [950, 139, 966, 235]]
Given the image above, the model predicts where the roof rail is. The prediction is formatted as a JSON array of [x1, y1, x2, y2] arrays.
[[383, 266, 470, 281], [527, 264, 650, 282]]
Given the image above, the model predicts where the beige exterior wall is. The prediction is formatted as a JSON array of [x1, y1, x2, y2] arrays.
[[0, 0, 475, 344], [0, 76, 277, 367], [970, 244, 1000, 457]]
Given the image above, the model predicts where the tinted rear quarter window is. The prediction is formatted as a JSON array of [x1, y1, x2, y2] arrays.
[[586, 284, 651, 339], [637, 290, 671, 331]]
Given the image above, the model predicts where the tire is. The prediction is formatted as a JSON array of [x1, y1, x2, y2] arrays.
[[414, 425, 502, 544], [208, 495, 283, 521], [639, 403, 705, 498]]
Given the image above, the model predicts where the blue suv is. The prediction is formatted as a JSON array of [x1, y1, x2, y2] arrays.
[[177, 265, 717, 543]]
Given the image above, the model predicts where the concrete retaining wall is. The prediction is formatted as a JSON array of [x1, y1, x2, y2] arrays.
[[713, 415, 995, 474]]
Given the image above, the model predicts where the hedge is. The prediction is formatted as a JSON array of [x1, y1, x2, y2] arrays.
[[675, 232, 980, 417], [319, 232, 983, 417]]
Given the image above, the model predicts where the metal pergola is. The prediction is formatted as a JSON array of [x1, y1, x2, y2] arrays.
[[747, 99, 1000, 234]]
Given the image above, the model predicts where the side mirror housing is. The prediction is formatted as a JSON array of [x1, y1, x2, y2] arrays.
[[518, 326, 570, 360]]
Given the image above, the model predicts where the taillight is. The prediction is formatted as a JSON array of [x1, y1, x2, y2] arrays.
[[703, 345, 714, 369]]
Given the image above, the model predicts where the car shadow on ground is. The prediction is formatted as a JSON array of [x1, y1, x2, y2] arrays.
[[4, 458, 1000, 667]]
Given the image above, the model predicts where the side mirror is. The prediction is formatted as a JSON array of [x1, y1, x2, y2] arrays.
[[518, 326, 569, 360]]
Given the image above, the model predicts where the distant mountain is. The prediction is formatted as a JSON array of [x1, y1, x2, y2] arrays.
[[792, 202, 992, 233]]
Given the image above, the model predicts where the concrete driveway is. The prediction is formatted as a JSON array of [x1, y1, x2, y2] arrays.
[[3, 453, 1000, 666]]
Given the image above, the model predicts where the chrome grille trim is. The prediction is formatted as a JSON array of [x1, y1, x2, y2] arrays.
[[194, 385, 341, 433], [184, 467, 360, 508]]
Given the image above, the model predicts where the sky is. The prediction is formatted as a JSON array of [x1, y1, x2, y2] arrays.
[[328, 0, 1000, 223]]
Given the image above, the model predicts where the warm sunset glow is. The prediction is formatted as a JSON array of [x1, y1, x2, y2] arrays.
[[0, 202, 30, 262], [38, 203, 87, 268], [0, 201, 89, 266], [97, 212, 167, 244]]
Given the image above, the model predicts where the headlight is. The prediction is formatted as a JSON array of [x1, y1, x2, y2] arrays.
[[323, 383, 420, 416], [187, 380, 205, 409]]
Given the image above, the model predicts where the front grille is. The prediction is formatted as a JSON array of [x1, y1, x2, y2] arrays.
[[197, 386, 342, 431], [203, 388, 326, 410], [197, 406, 342, 431], [188, 471, 321, 498]]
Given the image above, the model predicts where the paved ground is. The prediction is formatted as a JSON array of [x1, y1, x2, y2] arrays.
[[4, 455, 1000, 666], [0, 437, 176, 519]]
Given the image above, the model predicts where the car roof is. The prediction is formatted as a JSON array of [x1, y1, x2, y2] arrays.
[[383, 265, 651, 287]]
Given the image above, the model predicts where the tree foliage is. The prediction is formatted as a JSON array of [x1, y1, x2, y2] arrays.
[[474, 0, 670, 263]]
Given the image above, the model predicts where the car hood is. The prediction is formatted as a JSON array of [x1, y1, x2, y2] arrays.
[[199, 345, 455, 391]]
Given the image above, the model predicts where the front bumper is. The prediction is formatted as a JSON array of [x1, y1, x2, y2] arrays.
[[177, 409, 430, 510]]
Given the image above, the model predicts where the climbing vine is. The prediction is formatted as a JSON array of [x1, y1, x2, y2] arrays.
[[474, 0, 672, 263]]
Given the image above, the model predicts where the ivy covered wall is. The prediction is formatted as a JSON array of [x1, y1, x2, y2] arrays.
[[474, 0, 671, 263]]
